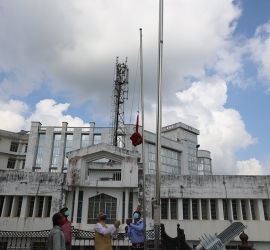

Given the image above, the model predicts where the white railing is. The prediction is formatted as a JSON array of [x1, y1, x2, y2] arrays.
[[85, 170, 121, 181]]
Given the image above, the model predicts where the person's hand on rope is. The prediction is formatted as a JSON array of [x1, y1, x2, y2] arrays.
[[126, 219, 131, 226]]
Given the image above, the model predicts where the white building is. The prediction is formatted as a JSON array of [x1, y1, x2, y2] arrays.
[[0, 121, 268, 249]]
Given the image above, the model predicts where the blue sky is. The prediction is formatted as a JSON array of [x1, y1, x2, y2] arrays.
[[0, 0, 270, 175]]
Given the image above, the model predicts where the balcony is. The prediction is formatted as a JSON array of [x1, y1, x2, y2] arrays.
[[85, 170, 121, 182]]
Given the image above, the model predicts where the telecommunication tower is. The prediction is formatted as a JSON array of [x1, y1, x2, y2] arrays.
[[110, 57, 129, 148]]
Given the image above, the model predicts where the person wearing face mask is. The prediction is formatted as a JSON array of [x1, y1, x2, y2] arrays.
[[125, 210, 145, 249], [60, 207, 72, 250], [94, 212, 121, 250]]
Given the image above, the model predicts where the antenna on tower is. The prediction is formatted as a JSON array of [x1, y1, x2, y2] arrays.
[[110, 57, 129, 148]]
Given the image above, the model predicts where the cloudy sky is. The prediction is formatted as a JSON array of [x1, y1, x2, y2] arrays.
[[0, 0, 270, 175]]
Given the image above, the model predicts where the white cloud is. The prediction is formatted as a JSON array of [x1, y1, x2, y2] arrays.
[[0, 100, 28, 132], [159, 78, 257, 174], [246, 22, 270, 86], [236, 158, 263, 175], [25, 99, 88, 128], [0, 0, 241, 107]]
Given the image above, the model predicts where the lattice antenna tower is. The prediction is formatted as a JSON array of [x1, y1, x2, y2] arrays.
[[110, 57, 129, 148]]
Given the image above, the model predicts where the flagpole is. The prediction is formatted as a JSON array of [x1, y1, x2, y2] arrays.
[[154, 0, 164, 249], [139, 27, 147, 250]]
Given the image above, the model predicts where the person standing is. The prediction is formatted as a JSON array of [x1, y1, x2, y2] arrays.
[[48, 213, 66, 250], [94, 212, 120, 250], [125, 210, 145, 249], [60, 207, 72, 250]]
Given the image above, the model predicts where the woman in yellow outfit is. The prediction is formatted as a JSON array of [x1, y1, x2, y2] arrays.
[[94, 212, 120, 250]]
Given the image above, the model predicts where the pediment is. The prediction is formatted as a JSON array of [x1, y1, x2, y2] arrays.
[[66, 143, 138, 163]]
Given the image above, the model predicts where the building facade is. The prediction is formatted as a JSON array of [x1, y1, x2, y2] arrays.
[[0, 121, 269, 249]]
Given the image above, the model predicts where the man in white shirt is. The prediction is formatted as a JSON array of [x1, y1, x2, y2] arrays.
[[94, 212, 120, 250]]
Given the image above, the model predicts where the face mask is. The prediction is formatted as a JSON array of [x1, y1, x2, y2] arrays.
[[65, 210, 70, 217], [100, 215, 106, 220], [133, 213, 139, 219]]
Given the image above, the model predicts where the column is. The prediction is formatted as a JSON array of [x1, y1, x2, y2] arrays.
[[246, 200, 252, 220], [33, 197, 39, 217], [42, 197, 49, 217], [178, 199, 183, 220], [58, 122, 68, 172], [10, 196, 18, 217], [20, 196, 28, 217], [256, 199, 265, 221], [1, 196, 8, 217], [67, 190, 74, 216], [125, 189, 129, 220], [72, 187, 80, 224], [237, 200, 243, 220], [227, 199, 233, 221], [89, 122, 95, 146], [217, 199, 224, 220], [25, 122, 42, 172]]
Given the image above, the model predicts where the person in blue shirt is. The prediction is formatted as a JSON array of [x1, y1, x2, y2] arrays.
[[125, 210, 145, 249]]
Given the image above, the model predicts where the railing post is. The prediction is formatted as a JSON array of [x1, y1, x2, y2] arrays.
[[160, 223, 164, 250], [238, 231, 251, 250], [177, 224, 180, 250]]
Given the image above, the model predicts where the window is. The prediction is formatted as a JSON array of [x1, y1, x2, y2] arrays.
[[63, 134, 73, 173], [81, 134, 90, 147], [161, 199, 168, 219], [263, 200, 268, 220], [0, 196, 5, 216], [34, 134, 46, 172], [46, 197, 52, 217], [88, 193, 117, 224], [7, 197, 14, 217], [241, 200, 247, 220], [210, 199, 216, 220], [222, 200, 228, 220], [24, 144, 28, 153], [94, 135, 101, 145], [22, 160, 25, 169], [10, 142, 19, 152], [192, 200, 198, 220], [148, 144, 181, 175], [16, 197, 23, 217], [7, 158, 16, 169], [117, 135, 124, 148], [28, 197, 35, 217], [232, 200, 237, 220], [201, 199, 207, 219], [183, 199, 189, 219], [170, 199, 177, 219], [77, 191, 84, 223], [50, 134, 61, 173], [250, 200, 256, 220], [184, 131, 198, 175], [37, 196, 44, 217], [197, 157, 212, 175]]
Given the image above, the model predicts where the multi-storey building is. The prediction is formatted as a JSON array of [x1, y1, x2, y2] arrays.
[[0, 121, 269, 249]]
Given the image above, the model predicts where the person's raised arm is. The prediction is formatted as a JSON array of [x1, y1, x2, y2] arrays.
[[129, 221, 143, 232], [95, 223, 118, 236]]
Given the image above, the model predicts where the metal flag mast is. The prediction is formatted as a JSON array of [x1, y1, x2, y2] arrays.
[[154, 0, 164, 249], [139, 28, 147, 250]]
